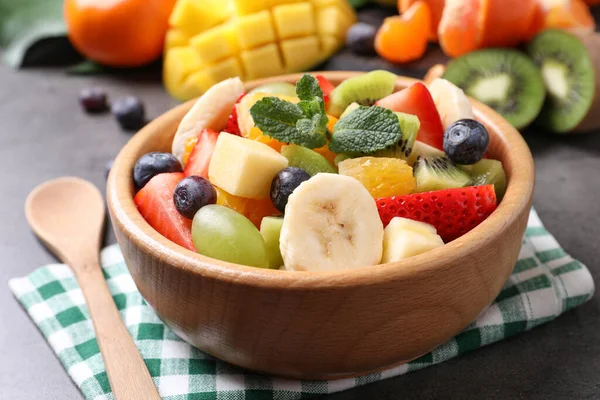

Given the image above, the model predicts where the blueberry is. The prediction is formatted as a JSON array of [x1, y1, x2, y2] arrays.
[[112, 96, 145, 131], [133, 152, 182, 190], [270, 167, 311, 213], [173, 176, 217, 219], [79, 87, 108, 113], [346, 23, 377, 55], [443, 119, 490, 165]]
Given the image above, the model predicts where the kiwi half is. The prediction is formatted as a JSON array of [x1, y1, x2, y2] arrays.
[[328, 70, 397, 117], [461, 159, 507, 201], [527, 30, 596, 133], [413, 156, 471, 193], [443, 49, 546, 130]]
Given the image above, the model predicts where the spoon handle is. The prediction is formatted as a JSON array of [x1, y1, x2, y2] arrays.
[[74, 259, 161, 400]]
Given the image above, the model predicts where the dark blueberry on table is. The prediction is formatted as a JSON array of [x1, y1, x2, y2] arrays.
[[112, 96, 145, 131], [133, 152, 182, 190], [443, 119, 490, 165], [270, 167, 311, 213], [346, 22, 377, 55], [173, 176, 217, 219], [105, 159, 114, 180], [79, 87, 108, 113]]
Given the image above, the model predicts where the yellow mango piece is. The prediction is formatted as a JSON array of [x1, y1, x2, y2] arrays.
[[235, 10, 277, 50], [190, 23, 238, 65], [163, 48, 204, 100], [165, 30, 190, 49], [320, 35, 343, 53], [272, 3, 316, 39], [233, 0, 271, 15], [317, 6, 356, 38], [169, 0, 230, 37], [186, 58, 244, 94], [281, 36, 322, 71], [241, 44, 285, 80]]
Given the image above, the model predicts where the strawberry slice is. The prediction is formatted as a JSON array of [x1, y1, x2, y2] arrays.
[[375, 82, 445, 150], [134, 172, 195, 251], [376, 185, 497, 242], [225, 92, 247, 136], [184, 128, 219, 178], [315, 75, 335, 105]]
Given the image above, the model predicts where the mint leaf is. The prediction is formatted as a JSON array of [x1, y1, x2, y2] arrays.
[[250, 96, 304, 137], [329, 106, 402, 154], [296, 74, 323, 101], [296, 114, 328, 148]]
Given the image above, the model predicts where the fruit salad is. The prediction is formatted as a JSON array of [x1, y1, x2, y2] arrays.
[[133, 72, 506, 272]]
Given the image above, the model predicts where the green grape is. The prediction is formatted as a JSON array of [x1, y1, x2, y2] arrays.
[[249, 82, 297, 97], [259, 216, 284, 269], [192, 205, 269, 268]]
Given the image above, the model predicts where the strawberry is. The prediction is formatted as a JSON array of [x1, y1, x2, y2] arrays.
[[134, 172, 195, 251], [315, 75, 335, 105], [184, 128, 219, 178], [376, 185, 497, 242], [225, 92, 247, 136], [375, 82, 445, 150]]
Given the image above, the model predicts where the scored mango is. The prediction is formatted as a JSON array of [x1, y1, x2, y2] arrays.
[[164, 0, 356, 100]]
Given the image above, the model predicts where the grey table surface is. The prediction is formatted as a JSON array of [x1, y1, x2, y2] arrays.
[[2, 9, 600, 398]]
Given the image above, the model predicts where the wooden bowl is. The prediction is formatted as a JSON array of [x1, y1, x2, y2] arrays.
[[107, 72, 534, 379]]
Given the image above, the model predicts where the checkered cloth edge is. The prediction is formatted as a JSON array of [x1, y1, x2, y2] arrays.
[[9, 208, 594, 400]]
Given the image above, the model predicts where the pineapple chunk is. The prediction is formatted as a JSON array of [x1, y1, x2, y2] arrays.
[[272, 3, 316, 39], [382, 217, 444, 263], [280, 36, 322, 71], [190, 23, 238, 65], [209, 133, 289, 199], [241, 44, 285, 80], [169, 0, 230, 37], [235, 11, 277, 50]]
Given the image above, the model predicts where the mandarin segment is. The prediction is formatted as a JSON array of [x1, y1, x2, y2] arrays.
[[399, 0, 445, 41], [216, 186, 282, 228], [338, 157, 416, 198], [438, 0, 485, 58]]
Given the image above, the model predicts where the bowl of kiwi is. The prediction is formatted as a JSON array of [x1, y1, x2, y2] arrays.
[[107, 71, 534, 379]]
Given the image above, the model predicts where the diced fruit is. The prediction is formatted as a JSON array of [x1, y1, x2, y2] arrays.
[[346, 22, 377, 55], [316, 75, 336, 105], [173, 176, 217, 219], [79, 87, 108, 113], [280, 173, 384, 271], [182, 136, 198, 166], [248, 127, 286, 152], [382, 217, 444, 263], [373, 112, 420, 161], [443, 119, 489, 165], [192, 204, 269, 268], [376, 82, 445, 150], [209, 133, 289, 199], [134, 172, 194, 251], [270, 167, 312, 213], [216, 186, 281, 228], [406, 140, 445, 166], [464, 159, 507, 201], [338, 157, 416, 198], [413, 156, 471, 192], [183, 129, 220, 178], [249, 82, 297, 97], [376, 185, 498, 242], [427, 78, 473, 130], [280, 144, 337, 176], [375, 2, 431, 64], [328, 70, 397, 117], [225, 92, 247, 136], [260, 216, 285, 269], [133, 152, 183, 190], [111, 96, 145, 131]]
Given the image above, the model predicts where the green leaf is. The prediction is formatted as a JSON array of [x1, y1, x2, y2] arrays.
[[0, 0, 68, 68], [296, 114, 328, 149], [329, 106, 402, 154], [295, 74, 323, 101]]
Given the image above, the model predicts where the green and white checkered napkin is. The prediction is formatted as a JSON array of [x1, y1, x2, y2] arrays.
[[9, 208, 595, 400]]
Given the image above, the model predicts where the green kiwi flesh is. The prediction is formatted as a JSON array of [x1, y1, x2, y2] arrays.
[[280, 144, 337, 176], [406, 140, 445, 166], [413, 156, 471, 193], [526, 29, 595, 133], [443, 49, 546, 130], [373, 112, 419, 160], [328, 70, 397, 117], [461, 159, 507, 201]]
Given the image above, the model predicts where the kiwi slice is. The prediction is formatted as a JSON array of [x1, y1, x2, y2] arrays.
[[527, 29, 596, 133], [462, 159, 507, 201], [443, 49, 546, 130], [280, 145, 337, 176], [413, 156, 471, 193], [340, 102, 360, 119], [328, 70, 397, 117], [374, 112, 420, 160], [406, 141, 445, 166]]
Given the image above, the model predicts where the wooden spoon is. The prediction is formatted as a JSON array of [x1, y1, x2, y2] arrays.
[[25, 177, 160, 400]]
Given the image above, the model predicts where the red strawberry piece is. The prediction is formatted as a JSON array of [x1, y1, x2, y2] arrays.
[[376, 185, 497, 242], [184, 128, 219, 178], [375, 82, 445, 150], [225, 92, 247, 136], [134, 172, 195, 251], [315, 75, 335, 105]]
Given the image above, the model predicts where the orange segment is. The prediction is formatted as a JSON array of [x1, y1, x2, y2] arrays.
[[399, 0, 445, 41], [182, 136, 198, 166], [482, 0, 537, 47], [544, 0, 595, 33], [313, 115, 338, 164], [338, 157, 416, 198], [216, 186, 281, 228], [438, 0, 485, 58], [247, 126, 286, 152], [375, 1, 431, 64]]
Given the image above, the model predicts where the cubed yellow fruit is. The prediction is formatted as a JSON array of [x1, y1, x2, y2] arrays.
[[320, 35, 342, 54], [186, 59, 244, 95], [338, 157, 416, 198], [209, 133, 289, 199], [166, 30, 190, 48], [272, 3, 316, 39], [382, 217, 444, 263], [169, 0, 230, 37], [317, 6, 354, 38], [281, 36, 322, 71], [241, 44, 285, 80], [234, 0, 271, 15], [235, 11, 277, 50], [163, 48, 204, 100], [190, 23, 237, 65]]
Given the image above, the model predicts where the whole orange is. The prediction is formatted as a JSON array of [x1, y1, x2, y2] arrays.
[[64, 0, 177, 67]]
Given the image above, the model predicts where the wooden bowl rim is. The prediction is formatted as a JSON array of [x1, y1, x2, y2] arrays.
[[107, 71, 534, 289]]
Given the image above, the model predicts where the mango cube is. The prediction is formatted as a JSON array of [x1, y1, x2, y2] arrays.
[[234, 0, 271, 15], [186, 59, 243, 94], [190, 23, 237, 65], [169, 0, 230, 36], [241, 44, 285, 80], [235, 11, 277, 50], [320, 35, 342, 54], [163, 48, 203, 99], [317, 6, 354, 38], [209, 133, 289, 199], [272, 3, 316, 39], [281, 36, 322, 71]]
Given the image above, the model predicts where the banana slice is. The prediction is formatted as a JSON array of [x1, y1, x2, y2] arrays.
[[428, 78, 474, 130], [280, 173, 384, 272], [172, 77, 244, 163]]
